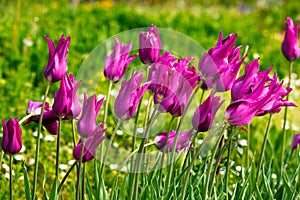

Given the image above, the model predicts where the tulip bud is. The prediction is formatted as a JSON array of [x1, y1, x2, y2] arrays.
[[1, 118, 22, 155], [44, 34, 70, 83], [52, 74, 82, 118], [104, 38, 137, 83], [192, 92, 224, 132], [139, 24, 162, 64], [281, 17, 300, 61]]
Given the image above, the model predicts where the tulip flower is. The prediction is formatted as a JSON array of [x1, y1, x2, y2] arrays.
[[154, 130, 193, 153], [1, 118, 22, 155], [104, 38, 137, 83], [292, 133, 300, 150], [114, 71, 149, 121], [225, 60, 295, 126], [139, 24, 162, 64], [281, 17, 300, 61], [192, 92, 224, 132], [52, 74, 82, 118], [77, 94, 105, 139], [26, 101, 59, 135], [147, 52, 200, 116], [73, 123, 106, 163], [198, 31, 245, 92], [44, 34, 70, 83]]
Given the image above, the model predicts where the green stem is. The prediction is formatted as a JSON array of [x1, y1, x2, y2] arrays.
[[199, 89, 205, 104], [181, 124, 226, 200], [32, 82, 51, 200], [76, 140, 85, 200], [247, 123, 251, 169], [128, 98, 143, 200], [10, 155, 13, 200], [99, 120, 122, 178], [82, 163, 85, 200], [72, 119, 77, 148], [256, 114, 273, 183], [133, 107, 159, 200], [208, 128, 235, 198], [57, 162, 77, 194], [225, 128, 233, 200], [159, 116, 175, 194], [280, 61, 293, 179], [103, 81, 113, 125], [56, 116, 62, 179], [164, 84, 201, 196]]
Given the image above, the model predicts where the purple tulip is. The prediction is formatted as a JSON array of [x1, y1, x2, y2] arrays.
[[26, 101, 59, 135], [198, 31, 245, 92], [147, 52, 200, 116], [104, 38, 137, 83], [77, 94, 104, 139], [52, 74, 82, 118], [114, 71, 149, 121], [292, 133, 300, 150], [154, 130, 193, 153], [192, 92, 224, 132], [1, 118, 22, 155], [44, 34, 70, 83], [139, 24, 162, 64], [281, 17, 300, 61], [225, 60, 296, 126], [73, 123, 106, 163]]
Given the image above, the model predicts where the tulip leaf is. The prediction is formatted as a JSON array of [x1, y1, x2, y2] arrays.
[[49, 178, 58, 200], [22, 162, 31, 200], [86, 174, 94, 200]]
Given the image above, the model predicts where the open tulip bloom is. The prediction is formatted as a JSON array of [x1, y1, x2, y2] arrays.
[[26, 101, 59, 135], [225, 59, 296, 126], [44, 34, 70, 83], [198, 31, 245, 92]]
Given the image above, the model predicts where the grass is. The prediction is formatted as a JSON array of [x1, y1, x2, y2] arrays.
[[0, 0, 300, 199]]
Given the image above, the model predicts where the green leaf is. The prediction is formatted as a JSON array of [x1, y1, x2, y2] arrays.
[[22, 162, 31, 200], [99, 176, 108, 200], [86, 175, 94, 200], [49, 178, 58, 200]]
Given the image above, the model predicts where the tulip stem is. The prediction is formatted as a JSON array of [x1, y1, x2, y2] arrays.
[[82, 163, 86, 200], [133, 107, 159, 200], [18, 113, 33, 125], [208, 127, 235, 198], [164, 83, 201, 197], [56, 116, 62, 179], [99, 120, 122, 178], [72, 119, 77, 148], [57, 162, 77, 194], [31, 82, 51, 200], [76, 140, 85, 200], [159, 116, 175, 194], [247, 123, 251, 168], [225, 127, 234, 200], [128, 97, 143, 200], [9, 155, 13, 200], [280, 61, 293, 180], [103, 81, 113, 125], [256, 114, 273, 183]]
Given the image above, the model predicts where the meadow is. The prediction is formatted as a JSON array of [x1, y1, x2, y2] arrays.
[[0, 0, 300, 199]]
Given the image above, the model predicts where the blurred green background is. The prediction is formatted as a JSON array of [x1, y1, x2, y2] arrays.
[[0, 0, 300, 198]]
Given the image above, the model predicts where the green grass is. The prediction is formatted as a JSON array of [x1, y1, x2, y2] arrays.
[[0, 0, 300, 199]]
